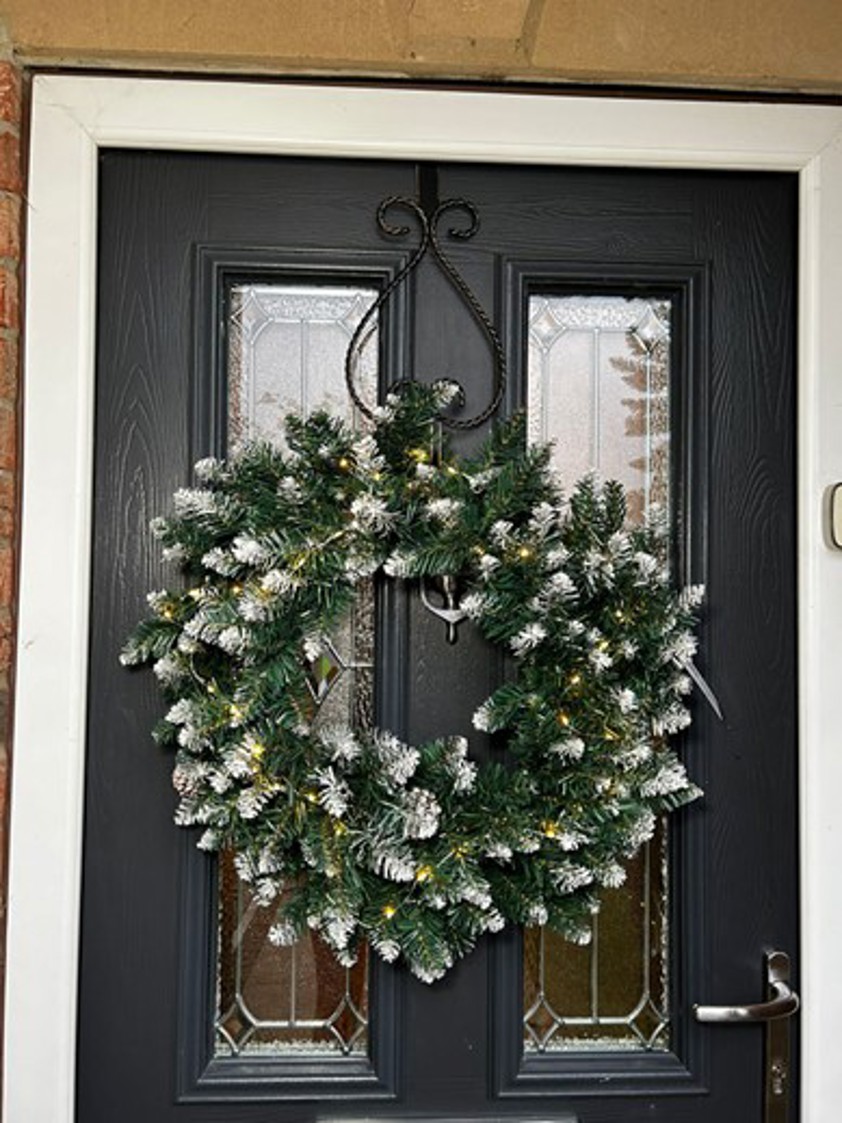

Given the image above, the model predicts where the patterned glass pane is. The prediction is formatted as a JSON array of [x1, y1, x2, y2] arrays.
[[527, 294, 670, 522], [228, 284, 378, 446], [215, 282, 377, 1057], [524, 294, 672, 1052]]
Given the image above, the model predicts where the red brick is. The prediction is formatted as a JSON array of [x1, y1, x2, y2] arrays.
[[0, 543, 13, 609], [0, 267, 18, 330], [0, 66, 21, 128], [0, 473, 14, 539], [0, 405, 16, 472], [0, 194, 20, 261], [0, 624, 12, 681], [0, 335, 18, 401], [0, 611, 12, 672], [0, 133, 21, 195]]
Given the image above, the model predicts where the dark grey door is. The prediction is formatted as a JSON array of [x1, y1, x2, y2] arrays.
[[79, 152, 798, 1122]]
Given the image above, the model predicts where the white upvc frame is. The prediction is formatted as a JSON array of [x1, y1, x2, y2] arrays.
[[9, 74, 842, 1123]]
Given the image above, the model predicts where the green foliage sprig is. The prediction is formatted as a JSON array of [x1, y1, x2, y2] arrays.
[[122, 383, 702, 983]]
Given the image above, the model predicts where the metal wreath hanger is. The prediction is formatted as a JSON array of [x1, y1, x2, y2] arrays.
[[344, 192, 507, 431], [344, 190, 507, 645]]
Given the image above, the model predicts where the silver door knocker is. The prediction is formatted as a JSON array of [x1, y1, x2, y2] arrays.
[[420, 575, 467, 644]]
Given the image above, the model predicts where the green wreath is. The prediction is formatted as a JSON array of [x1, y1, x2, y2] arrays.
[[122, 382, 702, 983]]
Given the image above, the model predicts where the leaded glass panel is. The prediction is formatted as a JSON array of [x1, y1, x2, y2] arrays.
[[528, 294, 670, 522], [525, 293, 672, 1052], [228, 284, 378, 447], [215, 282, 378, 1057]]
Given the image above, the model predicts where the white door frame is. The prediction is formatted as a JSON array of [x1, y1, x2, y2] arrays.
[[10, 74, 842, 1122]]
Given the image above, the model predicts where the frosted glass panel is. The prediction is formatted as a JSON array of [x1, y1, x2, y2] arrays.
[[216, 855, 369, 1055], [215, 282, 377, 1057], [524, 824, 669, 1051], [228, 284, 378, 447], [527, 295, 670, 523], [525, 294, 672, 1052]]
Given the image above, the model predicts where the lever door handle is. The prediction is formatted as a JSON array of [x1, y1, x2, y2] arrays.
[[694, 950, 799, 1023]]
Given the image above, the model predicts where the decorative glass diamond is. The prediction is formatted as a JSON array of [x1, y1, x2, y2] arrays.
[[304, 637, 346, 705]]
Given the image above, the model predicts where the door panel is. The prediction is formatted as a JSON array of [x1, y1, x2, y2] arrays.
[[80, 152, 798, 1121]]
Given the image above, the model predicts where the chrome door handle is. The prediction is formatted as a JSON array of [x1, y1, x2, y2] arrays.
[[694, 951, 799, 1123], [694, 950, 800, 1023]]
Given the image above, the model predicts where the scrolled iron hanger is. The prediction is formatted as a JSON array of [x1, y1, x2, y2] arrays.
[[344, 194, 507, 430]]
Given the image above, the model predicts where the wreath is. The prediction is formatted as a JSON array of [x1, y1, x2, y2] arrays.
[[122, 381, 703, 983]]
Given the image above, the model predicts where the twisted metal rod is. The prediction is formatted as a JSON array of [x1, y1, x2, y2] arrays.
[[344, 195, 506, 430]]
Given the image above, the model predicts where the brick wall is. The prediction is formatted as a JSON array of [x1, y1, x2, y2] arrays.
[[0, 55, 21, 1063]]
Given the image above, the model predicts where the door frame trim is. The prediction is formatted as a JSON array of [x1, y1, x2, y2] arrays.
[[11, 75, 842, 1122]]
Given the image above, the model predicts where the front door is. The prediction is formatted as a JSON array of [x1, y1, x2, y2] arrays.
[[80, 152, 798, 1121]]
